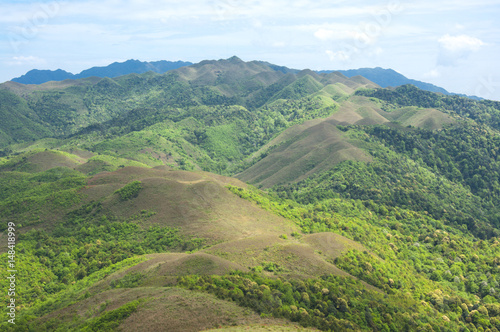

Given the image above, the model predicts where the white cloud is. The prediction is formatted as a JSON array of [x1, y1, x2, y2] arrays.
[[438, 34, 485, 53], [369, 47, 383, 56], [437, 34, 485, 66], [313, 25, 380, 45], [314, 28, 337, 41], [326, 50, 350, 62], [423, 69, 441, 78], [7, 55, 46, 66]]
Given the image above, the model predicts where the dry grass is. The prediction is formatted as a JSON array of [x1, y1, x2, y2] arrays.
[[204, 232, 379, 287], [90, 253, 248, 291], [37, 287, 290, 332], [82, 167, 298, 242], [205, 324, 320, 331], [237, 117, 372, 188], [120, 287, 289, 332]]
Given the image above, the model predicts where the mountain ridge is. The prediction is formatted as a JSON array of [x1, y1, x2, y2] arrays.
[[331, 67, 482, 100], [11, 59, 193, 84], [8, 57, 482, 100]]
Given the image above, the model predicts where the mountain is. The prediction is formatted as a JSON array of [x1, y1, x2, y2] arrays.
[[3, 57, 500, 331], [11, 58, 482, 101], [327, 67, 482, 100], [10, 68, 75, 84], [10, 59, 193, 84], [331, 67, 449, 94], [10, 58, 471, 101], [76, 59, 192, 79]]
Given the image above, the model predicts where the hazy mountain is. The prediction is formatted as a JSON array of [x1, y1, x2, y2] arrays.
[[331, 67, 449, 94], [11, 59, 192, 84], [10, 68, 74, 84], [323, 67, 482, 100]]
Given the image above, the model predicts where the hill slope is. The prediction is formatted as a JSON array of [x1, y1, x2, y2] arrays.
[[3, 57, 500, 331], [237, 94, 455, 187], [4, 148, 500, 331]]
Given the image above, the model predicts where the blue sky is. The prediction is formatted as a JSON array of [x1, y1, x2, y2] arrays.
[[1, 0, 500, 100]]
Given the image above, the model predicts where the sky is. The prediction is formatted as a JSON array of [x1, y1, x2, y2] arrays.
[[1, 0, 500, 100]]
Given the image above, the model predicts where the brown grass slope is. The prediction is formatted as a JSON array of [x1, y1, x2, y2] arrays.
[[10, 160, 384, 331], [237, 120, 372, 188], [39, 287, 294, 332], [81, 166, 380, 280], [81, 166, 380, 281], [83, 166, 298, 242], [237, 95, 454, 188]]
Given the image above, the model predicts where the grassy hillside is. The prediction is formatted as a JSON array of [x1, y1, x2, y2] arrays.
[[237, 94, 455, 187], [4, 156, 500, 330], [3, 58, 500, 331]]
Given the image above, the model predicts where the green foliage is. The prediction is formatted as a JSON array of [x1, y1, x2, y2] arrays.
[[0, 255, 146, 331], [115, 180, 142, 200], [81, 299, 143, 331], [0, 166, 86, 229], [356, 84, 500, 130], [178, 271, 468, 331], [0, 90, 51, 148], [364, 123, 500, 202], [274, 125, 500, 239], [4, 60, 500, 332], [228, 184, 500, 330]]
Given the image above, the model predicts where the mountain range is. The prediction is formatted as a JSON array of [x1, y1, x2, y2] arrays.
[[10, 58, 479, 99], [10, 59, 192, 85], [2, 56, 500, 331]]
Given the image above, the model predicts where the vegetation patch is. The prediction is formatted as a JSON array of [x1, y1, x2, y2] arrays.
[[115, 180, 142, 201]]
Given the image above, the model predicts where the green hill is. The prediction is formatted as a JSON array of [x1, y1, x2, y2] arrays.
[[3, 58, 500, 331], [0, 90, 52, 148], [237, 94, 455, 187]]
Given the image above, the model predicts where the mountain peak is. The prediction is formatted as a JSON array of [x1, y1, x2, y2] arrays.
[[227, 55, 243, 63]]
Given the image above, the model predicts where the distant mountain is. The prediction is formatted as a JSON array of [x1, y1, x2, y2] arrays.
[[11, 59, 193, 84], [322, 67, 482, 100], [76, 59, 192, 79], [336, 67, 448, 94], [11, 69, 75, 85]]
